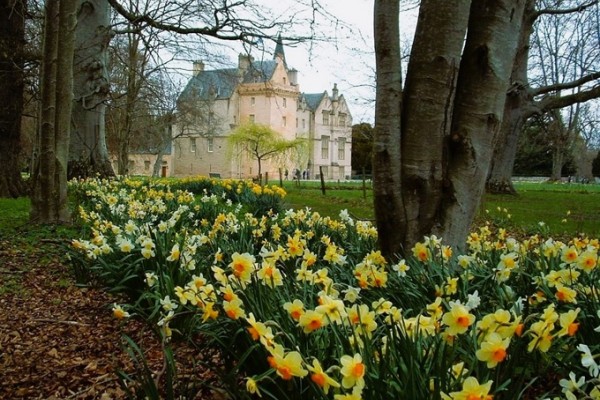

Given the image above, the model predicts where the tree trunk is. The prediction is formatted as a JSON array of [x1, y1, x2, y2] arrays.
[[68, 0, 114, 179], [0, 0, 28, 198], [372, 0, 404, 259], [30, 0, 77, 224], [117, 31, 141, 176], [400, 0, 471, 247], [486, 0, 535, 195], [550, 145, 564, 181], [440, 0, 526, 249]]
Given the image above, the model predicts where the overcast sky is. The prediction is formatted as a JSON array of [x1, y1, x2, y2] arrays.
[[176, 0, 417, 124]]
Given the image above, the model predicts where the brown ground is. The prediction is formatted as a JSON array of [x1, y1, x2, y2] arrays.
[[0, 235, 223, 400]]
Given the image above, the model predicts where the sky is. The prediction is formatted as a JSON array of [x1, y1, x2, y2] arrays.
[[176, 0, 418, 125]]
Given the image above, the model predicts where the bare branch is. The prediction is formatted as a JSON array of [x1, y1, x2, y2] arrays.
[[531, 71, 600, 96], [525, 84, 600, 117], [535, 0, 599, 18]]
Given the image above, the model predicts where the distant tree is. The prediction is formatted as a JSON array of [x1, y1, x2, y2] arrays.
[[351, 123, 374, 176], [487, 0, 600, 193], [513, 118, 554, 176], [0, 0, 27, 198], [593, 151, 600, 176], [227, 123, 306, 184]]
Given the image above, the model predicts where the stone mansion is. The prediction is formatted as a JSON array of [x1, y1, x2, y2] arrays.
[[165, 39, 354, 181]]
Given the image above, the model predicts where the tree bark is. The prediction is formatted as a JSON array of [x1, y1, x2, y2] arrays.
[[440, 0, 526, 249], [400, 0, 470, 246], [30, 0, 77, 224], [0, 0, 28, 198], [69, 0, 114, 179], [372, 0, 404, 259], [486, 0, 536, 195]]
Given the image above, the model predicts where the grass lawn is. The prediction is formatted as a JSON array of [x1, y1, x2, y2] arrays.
[[2, 180, 598, 239], [281, 180, 600, 237]]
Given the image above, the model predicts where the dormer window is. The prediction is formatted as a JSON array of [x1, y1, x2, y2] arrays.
[[283, 77, 287, 85]]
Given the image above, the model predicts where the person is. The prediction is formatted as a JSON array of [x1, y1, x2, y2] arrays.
[[285, 169, 289, 180]]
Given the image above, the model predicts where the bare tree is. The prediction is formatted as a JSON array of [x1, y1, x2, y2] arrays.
[[487, 0, 600, 193], [67, 0, 114, 178], [373, 0, 526, 256]]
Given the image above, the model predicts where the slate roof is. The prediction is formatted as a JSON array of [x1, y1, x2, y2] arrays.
[[179, 60, 279, 102], [301, 92, 327, 111]]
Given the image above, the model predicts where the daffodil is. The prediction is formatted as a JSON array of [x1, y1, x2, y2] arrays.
[[229, 252, 256, 282], [267, 345, 308, 380], [307, 359, 340, 394], [559, 372, 585, 400], [412, 241, 430, 262], [112, 303, 130, 320], [555, 283, 578, 303], [257, 260, 283, 287], [245, 377, 262, 397], [340, 354, 366, 389], [476, 332, 510, 368], [298, 310, 327, 333], [447, 376, 493, 400], [577, 249, 597, 272], [223, 297, 245, 320], [442, 303, 475, 336], [557, 308, 580, 337], [283, 299, 305, 321]]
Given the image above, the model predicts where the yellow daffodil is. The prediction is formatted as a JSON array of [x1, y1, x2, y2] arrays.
[[112, 304, 130, 320], [298, 310, 327, 333], [229, 252, 256, 282], [555, 284, 578, 303], [442, 303, 475, 336], [447, 376, 493, 400], [340, 354, 366, 389], [307, 359, 340, 394], [557, 308, 580, 337], [476, 332, 510, 368], [223, 297, 245, 320]]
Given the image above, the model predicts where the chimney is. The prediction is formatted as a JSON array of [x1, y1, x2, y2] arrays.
[[192, 60, 204, 76], [332, 83, 339, 102], [288, 68, 298, 86], [238, 54, 253, 72]]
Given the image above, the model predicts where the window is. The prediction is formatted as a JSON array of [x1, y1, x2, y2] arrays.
[[321, 135, 330, 159], [283, 98, 287, 108], [322, 112, 329, 125], [251, 97, 255, 106], [207, 137, 214, 152], [339, 113, 346, 127], [296, 118, 298, 128], [338, 137, 346, 160], [144, 160, 151, 171], [190, 138, 197, 152], [249, 114, 255, 123], [302, 119, 306, 129], [283, 77, 287, 85], [282, 116, 287, 127]]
